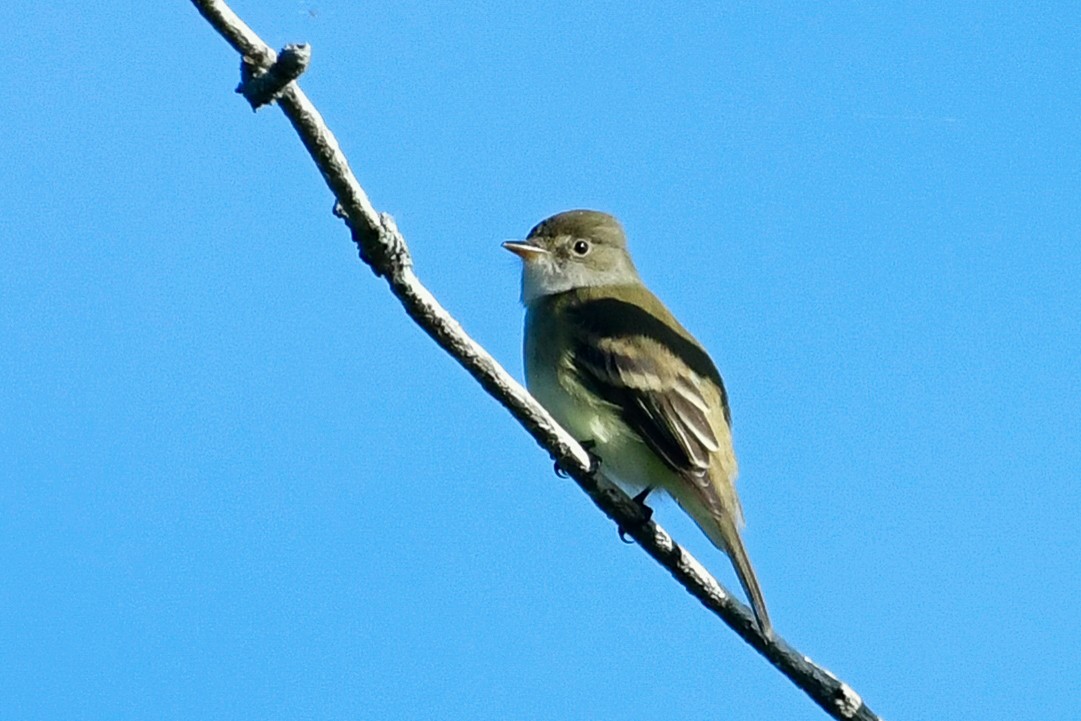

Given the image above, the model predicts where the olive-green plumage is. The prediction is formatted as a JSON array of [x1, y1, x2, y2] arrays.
[[504, 210, 771, 634]]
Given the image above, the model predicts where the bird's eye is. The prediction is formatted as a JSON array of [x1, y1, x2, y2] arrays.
[[572, 239, 591, 256]]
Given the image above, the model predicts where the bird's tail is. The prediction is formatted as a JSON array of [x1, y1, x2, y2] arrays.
[[678, 494, 772, 636]]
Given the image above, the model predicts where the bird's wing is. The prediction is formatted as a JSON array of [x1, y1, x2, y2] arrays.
[[564, 295, 730, 484]]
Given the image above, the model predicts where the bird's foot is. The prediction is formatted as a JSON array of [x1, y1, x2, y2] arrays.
[[618, 487, 654, 544], [554, 439, 600, 477]]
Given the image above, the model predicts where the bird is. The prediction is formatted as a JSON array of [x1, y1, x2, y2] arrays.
[[503, 209, 771, 635]]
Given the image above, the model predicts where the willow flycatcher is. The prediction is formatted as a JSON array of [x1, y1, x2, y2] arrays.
[[504, 209, 771, 634]]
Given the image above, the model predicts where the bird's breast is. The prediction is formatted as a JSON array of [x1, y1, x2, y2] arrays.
[[523, 311, 672, 493]]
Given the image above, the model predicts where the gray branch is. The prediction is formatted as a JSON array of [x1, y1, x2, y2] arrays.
[[188, 2, 882, 719]]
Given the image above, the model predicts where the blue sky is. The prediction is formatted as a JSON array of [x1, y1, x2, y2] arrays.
[[2, 2, 1079, 719]]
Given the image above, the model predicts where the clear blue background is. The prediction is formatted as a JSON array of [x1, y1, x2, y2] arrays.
[[2, 2, 1079, 719]]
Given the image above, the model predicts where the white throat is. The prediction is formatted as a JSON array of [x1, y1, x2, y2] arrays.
[[520, 255, 639, 305]]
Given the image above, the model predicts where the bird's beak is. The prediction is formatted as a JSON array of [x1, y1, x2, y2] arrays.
[[502, 239, 548, 261]]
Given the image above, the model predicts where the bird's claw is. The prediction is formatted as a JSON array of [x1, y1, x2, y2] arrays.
[[554, 439, 600, 477], [617, 487, 654, 544]]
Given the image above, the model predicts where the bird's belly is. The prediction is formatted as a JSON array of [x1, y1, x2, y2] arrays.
[[525, 364, 673, 494]]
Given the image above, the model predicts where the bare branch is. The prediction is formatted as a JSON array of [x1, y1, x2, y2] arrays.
[[188, 2, 882, 719], [238, 42, 310, 109]]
